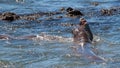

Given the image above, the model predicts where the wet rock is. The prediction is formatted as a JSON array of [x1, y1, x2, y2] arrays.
[[21, 13, 41, 21], [67, 10, 83, 17], [60, 7, 65, 11], [66, 7, 83, 17], [66, 7, 74, 12], [1, 12, 20, 21], [101, 9, 112, 15], [19, 11, 62, 21], [110, 8, 117, 12]]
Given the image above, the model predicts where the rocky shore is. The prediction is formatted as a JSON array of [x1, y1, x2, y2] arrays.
[[0, 6, 119, 22]]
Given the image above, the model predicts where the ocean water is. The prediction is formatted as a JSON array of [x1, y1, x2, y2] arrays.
[[0, 0, 120, 68]]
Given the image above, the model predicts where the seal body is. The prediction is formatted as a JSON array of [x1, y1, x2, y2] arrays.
[[72, 25, 106, 62], [73, 25, 91, 44]]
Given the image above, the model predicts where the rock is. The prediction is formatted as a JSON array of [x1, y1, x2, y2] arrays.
[[67, 10, 83, 17], [66, 7, 74, 12], [101, 9, 112, 15], [60, 7, 65, 11], [66, 7, 83, 17], [1, 12, 20, 21]]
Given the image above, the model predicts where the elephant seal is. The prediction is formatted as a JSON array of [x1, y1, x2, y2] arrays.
[[72, 18, 106, 62]]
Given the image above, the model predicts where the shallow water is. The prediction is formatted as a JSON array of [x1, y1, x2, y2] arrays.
[[0, 0, 120, 68]]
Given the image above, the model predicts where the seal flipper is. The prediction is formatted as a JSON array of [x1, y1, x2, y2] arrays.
[[77, 43, 106, 62]]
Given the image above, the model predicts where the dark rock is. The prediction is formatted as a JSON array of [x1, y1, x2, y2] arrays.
[[21, 13, 41, 21], [60, 7, 65, 11], [110, 8, 117, 11], [67, 10, 83, 17], [101, 9, 112, 15], [66, 7, 74, 12], [1, 12, 20, 21], [66, 7, 83, 17]]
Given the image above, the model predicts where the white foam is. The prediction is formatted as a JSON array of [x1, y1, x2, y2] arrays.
[[33, 34, 73, 42]]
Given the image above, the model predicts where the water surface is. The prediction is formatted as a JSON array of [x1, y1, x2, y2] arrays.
[[0, 0, 120, 68]]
